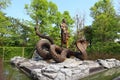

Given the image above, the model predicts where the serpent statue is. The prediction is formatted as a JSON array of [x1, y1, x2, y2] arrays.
[[34, 26, 88, 63]]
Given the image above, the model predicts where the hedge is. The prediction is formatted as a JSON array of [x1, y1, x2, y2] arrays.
[[0, 47, 34, 60]]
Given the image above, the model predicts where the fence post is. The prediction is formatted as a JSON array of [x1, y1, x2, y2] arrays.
[[22, 47, 24, 57]]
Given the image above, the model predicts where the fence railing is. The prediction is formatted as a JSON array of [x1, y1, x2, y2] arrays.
[[0, 47, 35, 61]]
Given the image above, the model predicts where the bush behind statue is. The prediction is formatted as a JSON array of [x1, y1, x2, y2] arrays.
[[87, 42, 120, 54]]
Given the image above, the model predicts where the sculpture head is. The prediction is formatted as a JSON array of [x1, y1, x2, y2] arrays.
[[62, 18, 66, 23]]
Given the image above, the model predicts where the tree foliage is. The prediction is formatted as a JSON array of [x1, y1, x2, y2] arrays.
[[0, 0, 11, 46], [0, 0, 11, 10], [7, 18, 36, 46], [0, 16, 35, 46], [90, 0, 118, 43], [89, 0, 120, 53]]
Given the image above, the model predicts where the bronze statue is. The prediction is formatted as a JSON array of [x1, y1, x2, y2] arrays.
[[60, 19, 69, 48], [35, 39, 88, 63]]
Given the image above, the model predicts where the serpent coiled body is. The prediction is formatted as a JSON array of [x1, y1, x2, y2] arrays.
[[36, 39, 88, 63]]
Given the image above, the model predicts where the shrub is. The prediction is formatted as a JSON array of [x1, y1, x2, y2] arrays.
[[87, 42, 120, 54]]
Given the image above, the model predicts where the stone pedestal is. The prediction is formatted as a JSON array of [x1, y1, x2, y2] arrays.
[[10, 56, 120, 80]]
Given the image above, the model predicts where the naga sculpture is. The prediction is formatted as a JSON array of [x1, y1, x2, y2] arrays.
[[34, 22, 88, 63]]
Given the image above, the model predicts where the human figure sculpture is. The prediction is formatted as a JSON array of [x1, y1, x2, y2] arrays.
[[60, 19, 69, 48]]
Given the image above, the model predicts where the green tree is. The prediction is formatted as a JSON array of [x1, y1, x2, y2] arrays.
[[25, 0, 49, 33], [90, 0, 120, 53], [7, 18, 37, 47], [0, 0, 11, 10], [90, 0, 118, 43], [0, 0, 11, 46]]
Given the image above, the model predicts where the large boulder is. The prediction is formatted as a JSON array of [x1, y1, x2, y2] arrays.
[[97, 58, 120, 69]]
